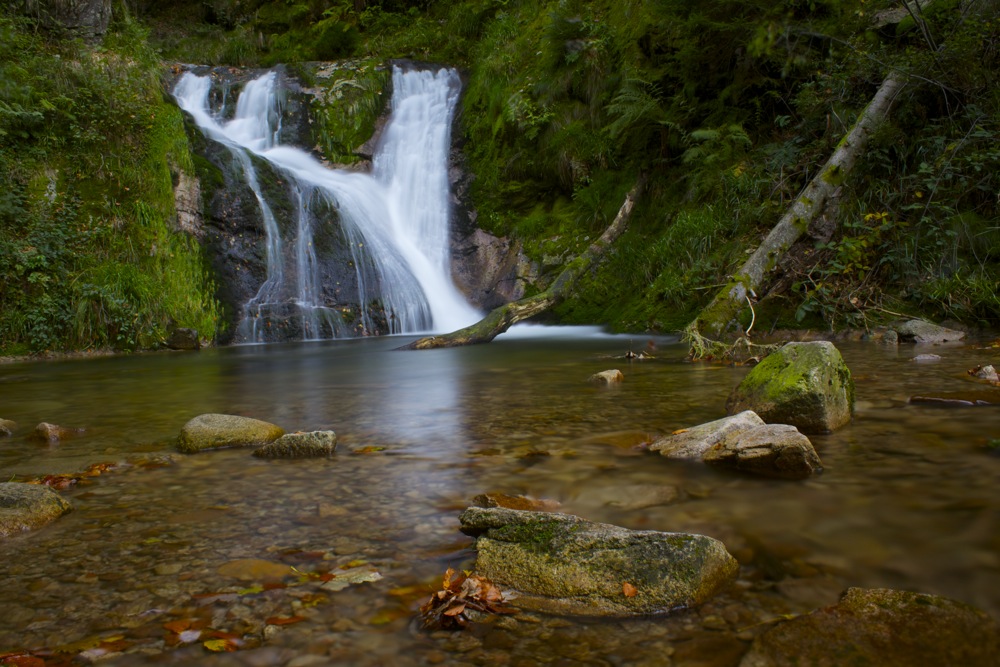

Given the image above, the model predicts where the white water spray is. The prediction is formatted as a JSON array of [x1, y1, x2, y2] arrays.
[[173, 66, 480, 341]]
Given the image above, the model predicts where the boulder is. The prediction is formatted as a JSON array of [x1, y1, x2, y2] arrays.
[[589, 369, 624, 385], [650, 411, 765, 459], [894, 319, 966, 344], [166, 327, 201, 350], [0, 419, 16, 437], [458, 506, 738, 617], [703, 424, 823, 479], [252, 430, 337, 459], [651, 412, 821, 479], [726, 342, 854, 433], [178, 414, 284, 453], [30, 422, 85, 443], [0, 482, 72, 538], [741, 587, 1000, 667]]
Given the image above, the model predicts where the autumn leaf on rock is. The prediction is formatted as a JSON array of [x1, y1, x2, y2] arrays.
[[419, 568, 517, 631], [203, 639, 240, 653], [623, 582, 638, 598]]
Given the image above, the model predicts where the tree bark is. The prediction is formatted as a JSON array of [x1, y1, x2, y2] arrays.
[[686, 71, 907, 341], [399, 179, 644, 350]]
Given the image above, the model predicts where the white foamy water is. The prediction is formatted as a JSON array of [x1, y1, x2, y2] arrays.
[[173, 66, 481, 341]]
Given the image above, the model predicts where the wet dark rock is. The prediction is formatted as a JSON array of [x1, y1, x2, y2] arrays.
[[894, 319, 966, 344], [740, 587, 1000, 667], [908, 391, 1000, 407], [0, 483, 72, 538], [726, 341, 854, 434], [165, 328, 201, 351], [0, 418, 16, 437], [472, 493, 561, 512], [459, 506, 738, 616], [589, 369, 623, 385], [252, 430, 337, 459], [177, 413, 284, 453], [451, 229, 532, 311], [26, 0, 112, 39], [703, 424, 823, 479], [31, 422, 85, 443]]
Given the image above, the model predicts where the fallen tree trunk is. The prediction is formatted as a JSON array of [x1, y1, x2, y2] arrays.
[[400, 179, 644, 350], [685, 71, 908, 348]]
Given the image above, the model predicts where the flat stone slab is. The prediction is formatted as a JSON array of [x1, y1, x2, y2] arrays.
[[651, 411, 765, 460], [0, 482, 72, 538], [894, 319, 965, 344], [741, 587, 1000, 667], [178, 414, 284, 453], [459, 506, 738, 617], [252, 431, 337, 459]]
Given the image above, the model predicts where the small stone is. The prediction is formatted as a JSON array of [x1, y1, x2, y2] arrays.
[[912, 354, 941, 362], [0, 482, 73, 538], [253, 430, 337, 459], [589, 369, 624, 384], [31, 422, 85, 443], [968, 365, 999, 382], [216, 558, 294, 582], [154, 563, 183, 576], [0, 418, 16, 437]]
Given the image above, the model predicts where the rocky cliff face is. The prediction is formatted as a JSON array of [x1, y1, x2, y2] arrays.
[[173, 62, 524, 343], [20, 0, 112, 38]]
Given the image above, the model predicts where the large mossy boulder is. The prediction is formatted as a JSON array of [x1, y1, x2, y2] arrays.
[[0, 483, 72, 538], [177, 414, 284, 453], [458, 506, 738, 617], [651, 411, 822, 479], [741, 587, 1000, 667], [726, 342, 854, 434]]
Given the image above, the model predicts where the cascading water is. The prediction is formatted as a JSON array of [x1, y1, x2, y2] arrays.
[[172, 65, 480, 342]]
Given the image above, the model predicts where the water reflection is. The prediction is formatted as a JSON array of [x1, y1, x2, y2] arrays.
[[0, 334, 997, 665]]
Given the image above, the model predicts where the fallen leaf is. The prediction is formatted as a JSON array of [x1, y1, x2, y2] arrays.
[[203, 639, 239, 653], [623, 582, 638, 598], [265, 616, 305, 626], [671, 429, 689, 435], [0, 653, 46, 667]]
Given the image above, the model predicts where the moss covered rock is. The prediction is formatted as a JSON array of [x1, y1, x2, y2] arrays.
[[253, 430, 337, 459], [178, 413, 284, 453], [0, 483, 72, 538], [726, 342, 854, 434], [459, 506, 738, 616], [741, 587, 1000, 667]]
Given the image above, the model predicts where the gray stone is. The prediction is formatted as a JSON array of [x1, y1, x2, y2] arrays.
[[178, 414, 284, 453], [166, 328, 200, 351], [650, 411, 765, 459], [459, 507, 738, 617], [969, 364, 999, 383], [0, 482, 72, 538], [703, 424, 823, 479], [589, 369, 624, 385], [31, 422, 84, 443], [29, 0, 112, 38], [741, 587, 1000, 667], [726, 341, 854, 434], [912, 353, 941, 362], [894, 319, 966, 344], [0, 418, 16, 437], [253, 430, 337, 459]]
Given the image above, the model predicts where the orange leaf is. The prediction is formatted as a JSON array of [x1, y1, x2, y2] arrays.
[[265, 616, 305, 626], [623, 582, 638, 598], [671, 428, 689, 435], [163, 620, 193, 634], [0, 654, 46, 667], [203, 639, 239, 653], [442, 603, 466, 617]]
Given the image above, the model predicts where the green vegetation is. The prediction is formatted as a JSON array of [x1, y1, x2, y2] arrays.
[[2, 0, 997, 353], [0, 9, 220, 353]]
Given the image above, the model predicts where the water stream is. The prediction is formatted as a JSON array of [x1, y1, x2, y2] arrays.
[[173, 66, 480, 342], [0, 334, 997, 665]]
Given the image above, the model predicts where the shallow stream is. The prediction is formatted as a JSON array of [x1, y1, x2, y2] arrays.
[[1, 330, 997, 666]]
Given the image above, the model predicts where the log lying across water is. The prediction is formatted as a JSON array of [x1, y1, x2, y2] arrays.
[[399, 179, 644, 350]]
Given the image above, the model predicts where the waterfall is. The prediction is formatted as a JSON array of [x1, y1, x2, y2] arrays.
[[172, 65, 480, 342]]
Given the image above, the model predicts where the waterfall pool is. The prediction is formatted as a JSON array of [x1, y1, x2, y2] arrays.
[[0, 333, 997, 665]]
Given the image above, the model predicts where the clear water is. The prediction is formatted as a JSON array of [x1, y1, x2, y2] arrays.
[[0, 334, 997, 665]]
